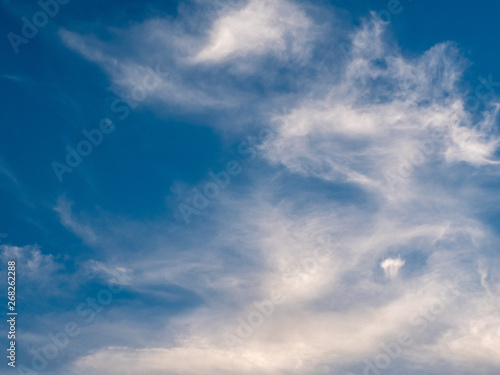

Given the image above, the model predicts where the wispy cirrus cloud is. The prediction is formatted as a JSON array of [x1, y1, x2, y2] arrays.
[[58, 0, 321, 115], [54, 197, 98, 245]]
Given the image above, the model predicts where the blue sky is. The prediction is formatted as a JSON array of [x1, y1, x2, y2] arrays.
[[1, 1, 500, 374]]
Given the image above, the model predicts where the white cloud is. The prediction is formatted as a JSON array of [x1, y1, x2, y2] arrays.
[[192, 0, 313, 63], [64, 185, 500, 374], [59, 27, 234, 110], [381, 257, 405, 280], [58, 0, 318, 114], [0, 244, 61, 279], [261, 27, 500, 201]]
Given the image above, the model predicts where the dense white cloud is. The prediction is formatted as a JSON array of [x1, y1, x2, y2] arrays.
[[381, 257, 405, 280], [65, 188, 500, 374], [192, 0, 313, 63]]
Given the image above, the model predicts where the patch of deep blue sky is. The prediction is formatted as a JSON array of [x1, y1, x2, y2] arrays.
[[1, 0, 500, 257]]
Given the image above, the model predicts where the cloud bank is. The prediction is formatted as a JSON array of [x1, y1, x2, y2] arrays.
[[18, 1, 500, 374]]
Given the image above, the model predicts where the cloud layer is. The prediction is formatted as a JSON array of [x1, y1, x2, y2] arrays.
[[10, 1, 499, 374]]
